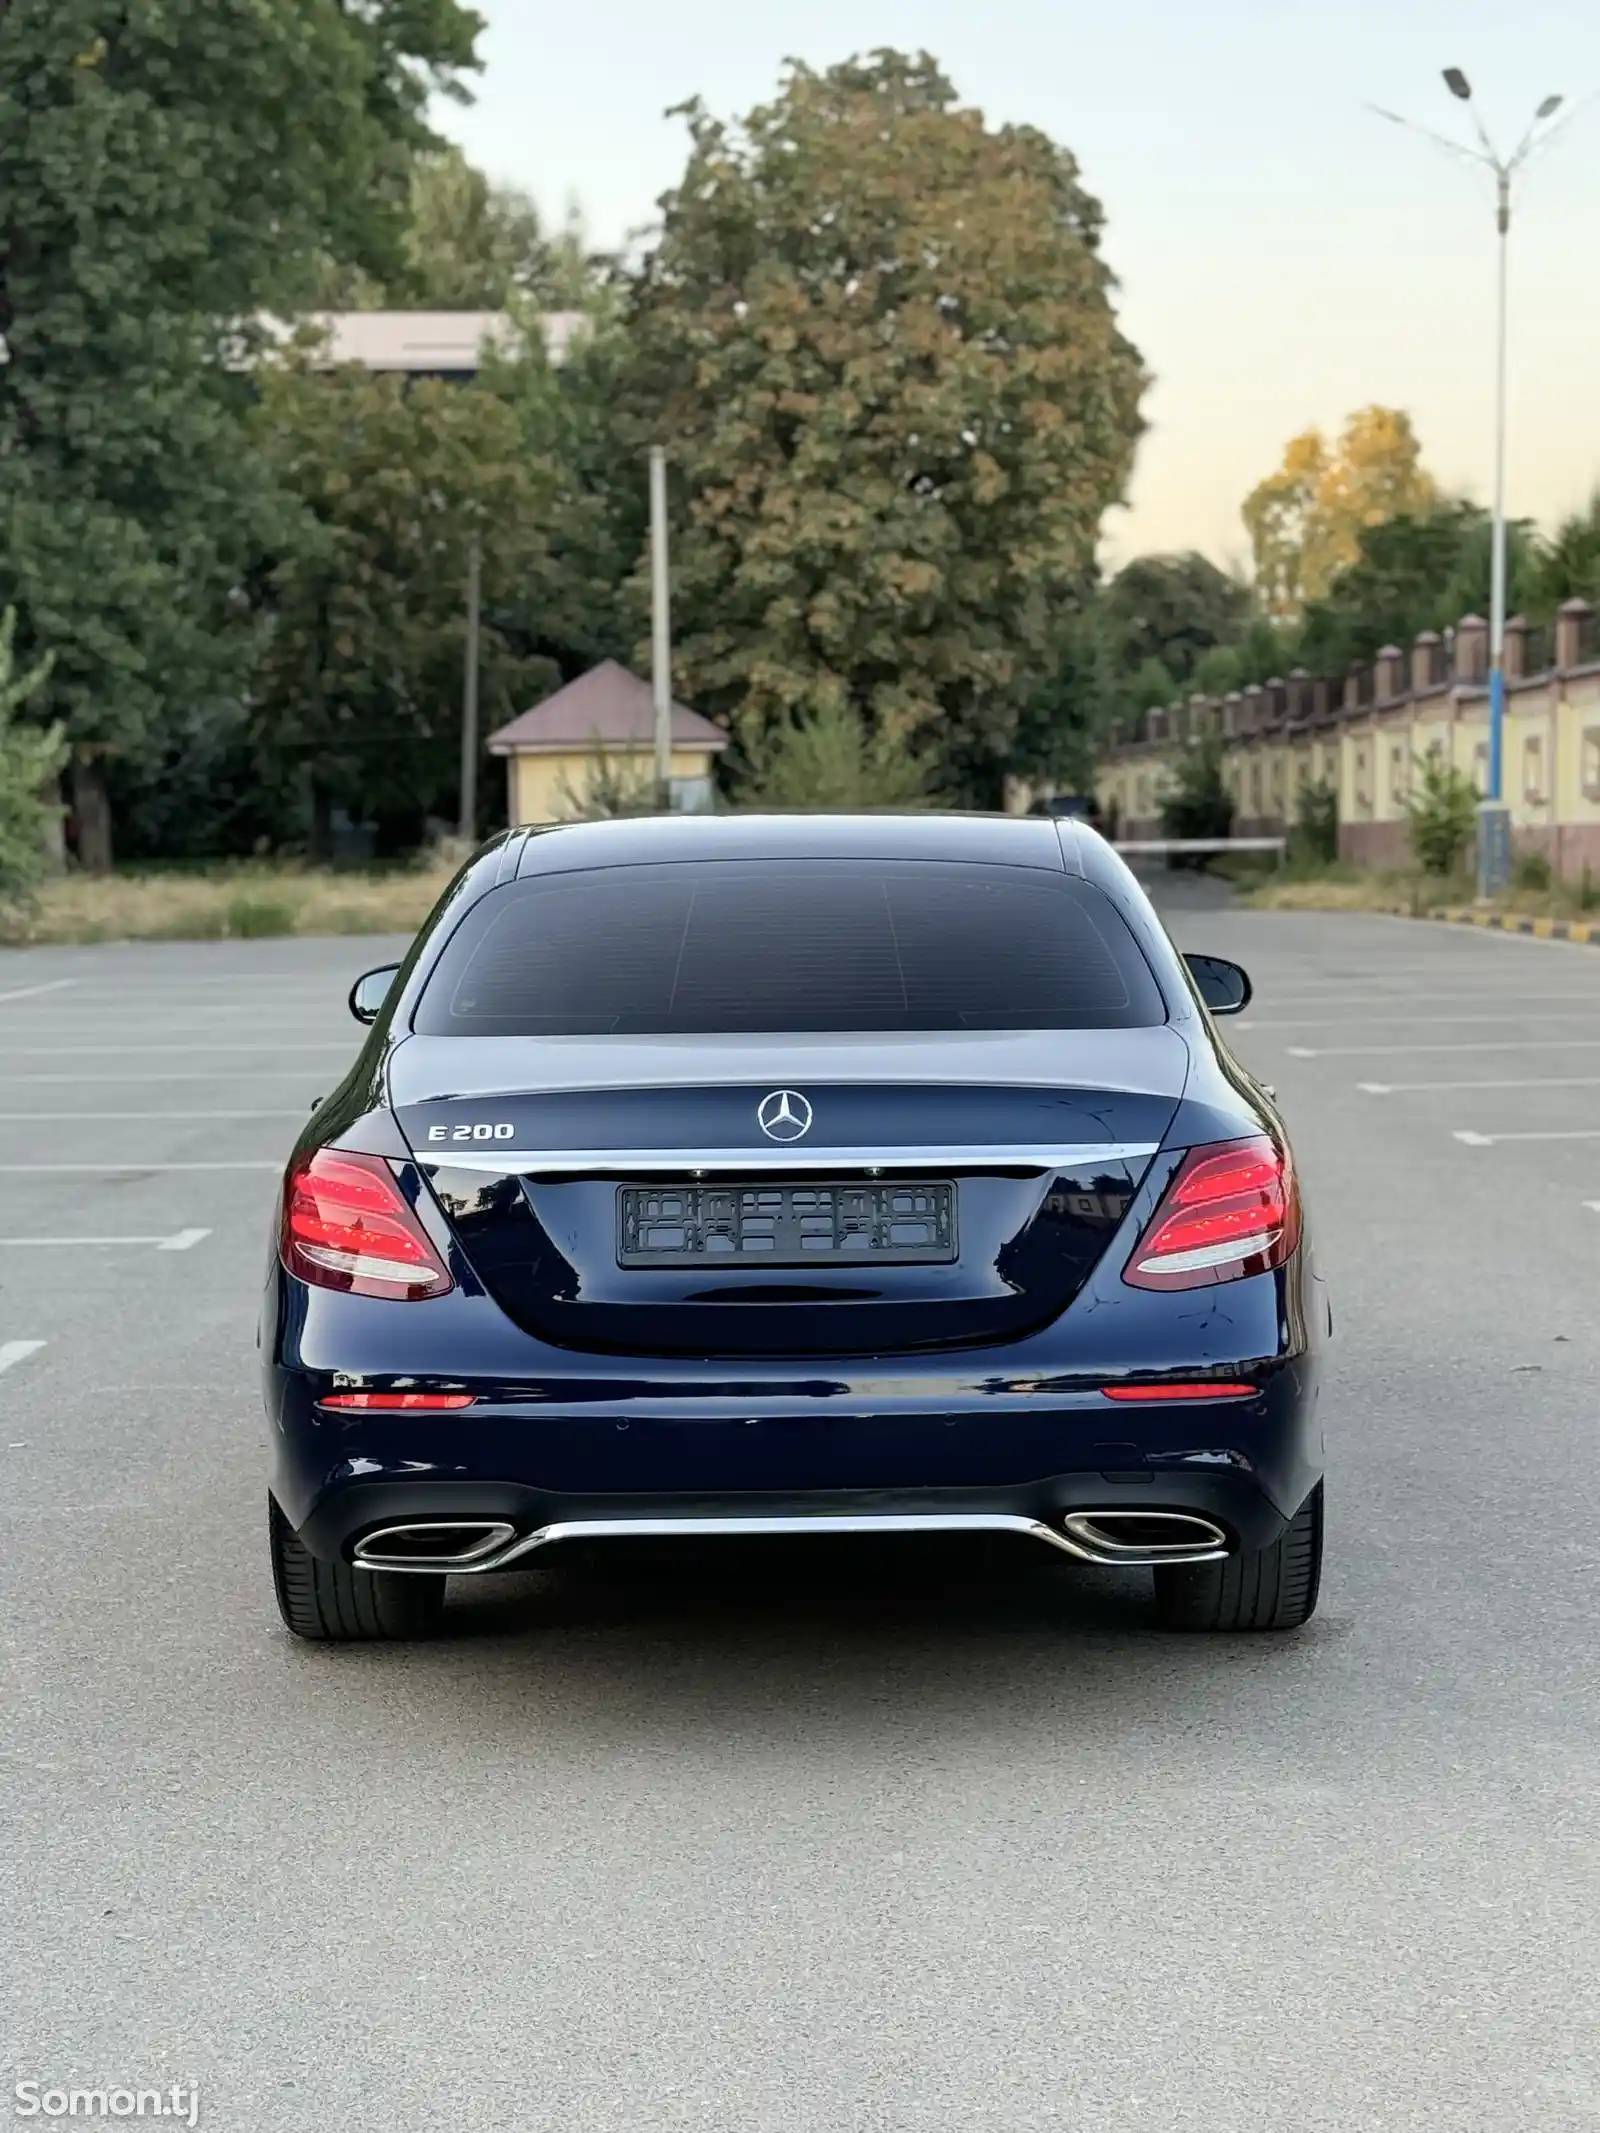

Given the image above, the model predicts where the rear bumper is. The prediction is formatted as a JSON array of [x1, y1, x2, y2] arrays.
[[281, 1416, 1322, 1569], [293, 1470, 1295, 1568], [264, 1258, 1327, 1567]]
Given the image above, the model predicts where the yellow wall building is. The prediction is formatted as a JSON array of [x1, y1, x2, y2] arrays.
[[1095, 602, 1600, 881], [488, 661, 729, 826]]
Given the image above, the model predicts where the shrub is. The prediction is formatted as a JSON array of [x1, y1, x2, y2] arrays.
[[738, 702, 930, 811], [1513, 850, 1552, 893], [1405, 753, 1478, 875], [225, 895, 295, 938], [1290, 778, 1339, 867], [0, 608, 67, 906], [1158, 735, 1232, 864], [554, 748, 662, 820]]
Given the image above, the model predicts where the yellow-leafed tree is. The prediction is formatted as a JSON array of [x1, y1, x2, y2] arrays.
[[1243, 407, 1440, 618]]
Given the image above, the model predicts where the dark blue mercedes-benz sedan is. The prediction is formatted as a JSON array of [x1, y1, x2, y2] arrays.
[[262, 812, 1328, 1641]]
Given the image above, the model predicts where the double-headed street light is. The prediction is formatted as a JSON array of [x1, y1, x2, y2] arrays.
[[1372, 71, 1583, 896]]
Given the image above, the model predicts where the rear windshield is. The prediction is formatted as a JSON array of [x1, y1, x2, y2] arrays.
[[411, 859, 1167, 1035]]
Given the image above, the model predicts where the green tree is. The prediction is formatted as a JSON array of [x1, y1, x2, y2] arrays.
[[1298, 504, 1542, 673], [1527, 492, 1600, 613], [1159, 732, 1233, 855], [738, 700, 931, 810], [618, 51, 1145, 803], [317, 147, 610, 311], [1008, 590, 1121, 796], [250, 363, 556, 851], [1102, 552, 1250, 691], [0, 0, 483, 867], [1128, 656, 1181, 713], [0, 608, 67, 903], [476, 309, 647, 676], [1244, 407, 1440, 617]]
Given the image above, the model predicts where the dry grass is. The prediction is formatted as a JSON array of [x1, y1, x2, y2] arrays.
[[0, 862, 460, 947], [1242, 864, 1600, 923], [7, 849, 1596, 948]]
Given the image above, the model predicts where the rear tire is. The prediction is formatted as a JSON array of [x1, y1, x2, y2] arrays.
[[269, 1496, 448, 1642], [1152, 1483, 1322, 1632]]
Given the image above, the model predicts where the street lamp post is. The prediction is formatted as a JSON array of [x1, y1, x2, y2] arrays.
[[1373, 72, 1577, 898]]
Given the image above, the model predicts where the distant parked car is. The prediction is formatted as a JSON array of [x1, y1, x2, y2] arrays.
[[1028, 793, 1102, 824]]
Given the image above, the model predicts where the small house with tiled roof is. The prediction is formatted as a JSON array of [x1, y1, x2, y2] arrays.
[[486, 662, 728, 825]]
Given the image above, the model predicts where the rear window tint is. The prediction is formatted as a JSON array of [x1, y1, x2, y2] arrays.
[[412, 859, 1166, 1035]]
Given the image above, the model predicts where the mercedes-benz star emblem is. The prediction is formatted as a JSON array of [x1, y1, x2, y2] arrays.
[[757, 1089, 813, 1143]]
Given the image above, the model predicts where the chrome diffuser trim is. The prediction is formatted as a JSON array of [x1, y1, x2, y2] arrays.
[[353, 1510, 1231, 1575], [416, 1140, 1160, 1177]]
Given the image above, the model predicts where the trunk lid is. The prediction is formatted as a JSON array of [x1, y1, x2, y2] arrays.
[[389, 1030, 1189, 1358]]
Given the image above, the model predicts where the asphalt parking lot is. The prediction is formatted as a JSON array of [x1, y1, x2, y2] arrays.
[[4, 893, 1600, 2132]]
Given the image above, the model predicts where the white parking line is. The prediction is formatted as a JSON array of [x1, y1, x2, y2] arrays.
[[1259, 990, 1600, 1007], [1287, 1040, 1600, 1058], [0, 980, 78, 1005], [1258, 1011, 1600, 1029], [0, 1339, 46, 1376], [0, 1072, 325, 1083], [0, 1227, 212, 1251], [0, 1110, 303, 1121], [1359, 1075, 1600, 1094], [1453, 1128, 1600, 1146], [1585, 1202, 1600, 1215], [0, 1043, 350, 1057], [0, 1161, 279, 1172]]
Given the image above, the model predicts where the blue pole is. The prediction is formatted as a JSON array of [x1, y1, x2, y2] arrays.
[[1476, 168, 1512, 896]]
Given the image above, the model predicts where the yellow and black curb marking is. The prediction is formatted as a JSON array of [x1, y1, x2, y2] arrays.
[[1388, 906, 1599, 947]]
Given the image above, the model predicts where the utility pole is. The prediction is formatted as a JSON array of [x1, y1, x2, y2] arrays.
[[458, 531, 481, 843], [650, 446, 672, 805], [1371, 72, 1582, 899]]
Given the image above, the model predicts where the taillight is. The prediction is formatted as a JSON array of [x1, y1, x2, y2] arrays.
[[1103, 1382, 1256, 1401], [281, 1150, 453, 1302], [318, 1392, 474, 1411], [1123, 1136, 1299, 1292]]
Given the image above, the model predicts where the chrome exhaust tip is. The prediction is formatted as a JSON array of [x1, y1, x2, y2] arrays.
[[352, 1521, 517, 1573], [1058, 1510, 1229, 1566]]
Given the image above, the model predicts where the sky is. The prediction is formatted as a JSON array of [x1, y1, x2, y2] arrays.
[[438, 0, 1600, 568]]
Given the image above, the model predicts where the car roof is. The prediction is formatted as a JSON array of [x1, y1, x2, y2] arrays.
[[512, 812, 1083, 877]]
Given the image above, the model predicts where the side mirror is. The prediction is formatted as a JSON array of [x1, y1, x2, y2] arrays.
[[349, 964, 400, 1026], [1184, 953, 1252, 1016]]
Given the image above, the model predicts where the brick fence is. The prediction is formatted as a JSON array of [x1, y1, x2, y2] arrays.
[[1094, 600, 1600, 880]]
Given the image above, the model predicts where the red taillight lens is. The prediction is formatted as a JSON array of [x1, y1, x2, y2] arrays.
[[317, 1392, 474, 1411], [1123, 1136, 1299, 1292], [281, 1150, 453, 1302], [1103, 1383, 1256, 1401]]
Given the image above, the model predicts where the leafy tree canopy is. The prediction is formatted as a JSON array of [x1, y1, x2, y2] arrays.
[[1102, 551, 1250, 690], [474, 312, 647, 677], [0, 0, 483, 863], [316, 146, 609, 311], [1527, 491, 1600, 613], [1243, 406, 1439, 617], [1298, 503, 1543, 672], [249, 362, 561, 845], [617, 49, 1146, 802]]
